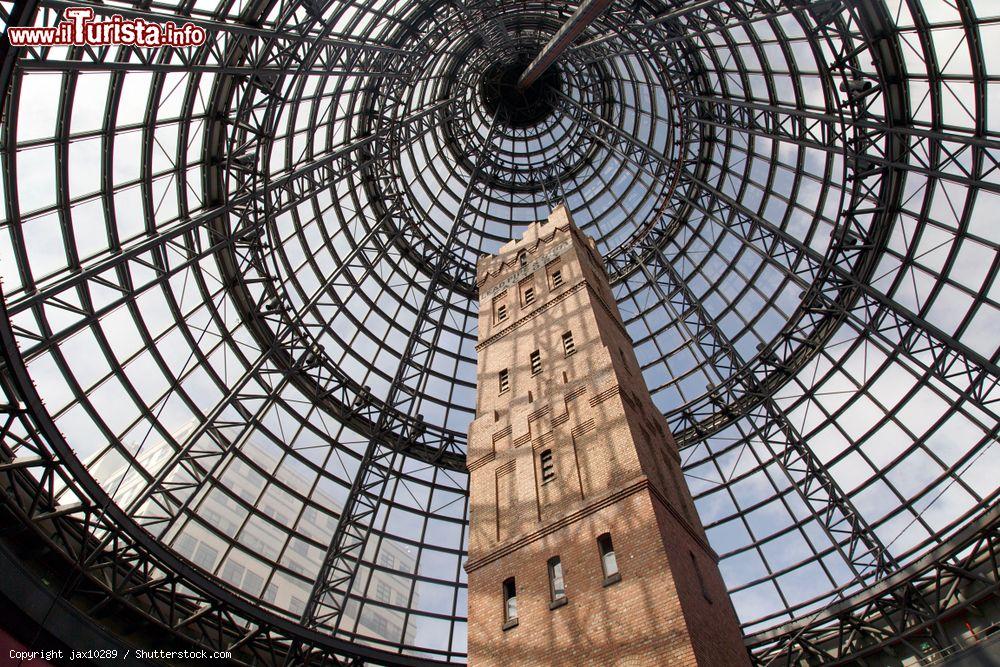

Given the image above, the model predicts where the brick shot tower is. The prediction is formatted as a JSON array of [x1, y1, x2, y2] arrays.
[[464, 206, 750, 666]]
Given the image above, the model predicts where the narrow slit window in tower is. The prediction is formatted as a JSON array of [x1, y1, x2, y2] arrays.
[[598, 533, 620, 585], [548, 556, 566, 606], [502, 577, 518, 628]]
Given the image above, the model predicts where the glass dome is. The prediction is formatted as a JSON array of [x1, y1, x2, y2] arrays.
[[0, 0, 997, 663]]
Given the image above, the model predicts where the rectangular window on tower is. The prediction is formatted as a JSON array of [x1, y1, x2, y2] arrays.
[[540, 449, 555, 483], [530, 350, 542, 375], [519, 277, 535, 307], [502, 577, 518, 629], [548, 556, 567, 608], [551, 268, 563, 288], [494, 293, 508, 323], [562, 331, 575, 356], [598, 533, 621, 585], [499, 368, 510, 394]]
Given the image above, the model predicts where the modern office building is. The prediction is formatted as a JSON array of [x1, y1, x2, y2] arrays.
[[87, 419, 418, 650], [0, 0, 998, 665]]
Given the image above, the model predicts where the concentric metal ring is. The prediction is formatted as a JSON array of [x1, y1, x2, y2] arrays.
[[0, 0, 997, 664]]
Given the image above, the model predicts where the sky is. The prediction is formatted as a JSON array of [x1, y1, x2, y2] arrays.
[[0, 0, 998, 658]]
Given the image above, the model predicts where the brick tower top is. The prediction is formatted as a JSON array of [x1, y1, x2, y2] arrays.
[[473, 205, 624, 367], [467, 204, 712, 557], [477, 205, 589, 274]]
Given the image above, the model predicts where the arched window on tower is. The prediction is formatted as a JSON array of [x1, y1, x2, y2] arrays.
[[598, 533, 620, 586], [562, 330, 575, 356], [502, 577, 518, 629], [548, 556, 567, 608]]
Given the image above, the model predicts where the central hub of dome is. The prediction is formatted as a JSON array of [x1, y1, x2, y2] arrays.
[[479, 55, 562, 128]]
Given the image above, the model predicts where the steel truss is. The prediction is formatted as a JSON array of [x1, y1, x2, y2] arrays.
[[571, 0, 793, 65], [587, 0, 996, 447], [0, 0, 998, 664], [100, 5, 471, 551], [746, 506, 1000, 666], [0, 308, 445, 665], [298, 114, 502, 640], [634, 247, 899, 585]]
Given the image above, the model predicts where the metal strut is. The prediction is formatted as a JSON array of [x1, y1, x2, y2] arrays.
[[517, 0, 614, 90], [299, 113, 501, 637], [636, 249, 899, 581]]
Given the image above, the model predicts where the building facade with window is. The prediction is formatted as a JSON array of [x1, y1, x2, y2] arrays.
[[89, 420, 417, 649], [465, 207, 749, 665]]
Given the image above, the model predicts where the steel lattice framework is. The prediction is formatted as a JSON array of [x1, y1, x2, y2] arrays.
[[0, 0, 997, 664]]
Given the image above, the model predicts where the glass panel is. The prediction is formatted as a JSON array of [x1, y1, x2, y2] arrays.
[[550, 559, 565, 599]]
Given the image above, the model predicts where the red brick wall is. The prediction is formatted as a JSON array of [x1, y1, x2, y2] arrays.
[[466, 207, 749, 666]]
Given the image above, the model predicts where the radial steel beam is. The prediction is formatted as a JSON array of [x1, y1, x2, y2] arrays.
[[516, 0, 613, 90], [746, 505, 1000, 666], [637, 249, 898, 582], [298, 113, 500, 636], [574, 0, 717, 51], [680, 173, 1000, 414], [0, 261, 449, 667], [555, 68, 998, 436], [5, 98, 453, 321], [684, 92, 1000, 195], [571, 0, 791, 65], [124, 107, 469, 536], [450, 0, 516, 64]]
